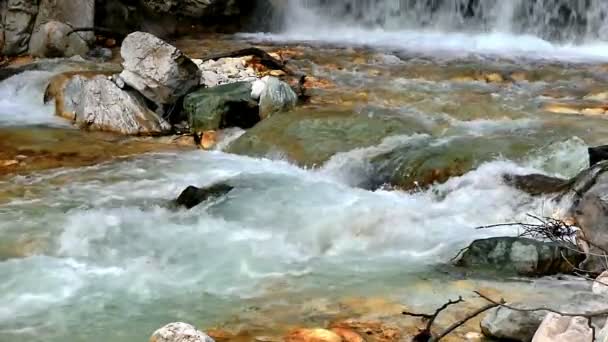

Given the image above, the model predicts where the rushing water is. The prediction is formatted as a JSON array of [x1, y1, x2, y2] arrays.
[[3, 3, 608, 341]]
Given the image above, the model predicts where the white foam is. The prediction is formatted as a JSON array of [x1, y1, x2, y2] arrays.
[[0, 71, 67, 126]]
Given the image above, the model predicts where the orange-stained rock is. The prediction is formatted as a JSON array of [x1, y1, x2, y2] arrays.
[[330, 328, 364, 342], [510, 72, 528, 82], [484, 72, 504, 83], [207, 329, 235, 341], [284, 328, 343, 342], [329, 320, 400, 342], [200, 131, 217, 150], [303, 76, 335, 89]]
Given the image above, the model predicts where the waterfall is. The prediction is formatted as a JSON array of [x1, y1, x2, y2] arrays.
[[281, 0, 608, 43]]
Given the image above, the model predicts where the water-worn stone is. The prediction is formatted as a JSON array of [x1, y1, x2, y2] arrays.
[[531, 313, 592, 342], [75, 76, 171, 135], [228, 109, 427, 167], [481, 292, 608, 342], [183, 82, 259, 132], [593, 271, 608, 296], [28, 20, 89, 57], [33, 0, 95, 43], [258, 76, 298, 119], [119, 32, 201, 106], [284, 328, 343, 342], [3, 0, 38, 55], [150, 322, 215, 342], [456, 237, 584, 276], [174, 184, 234, 209]]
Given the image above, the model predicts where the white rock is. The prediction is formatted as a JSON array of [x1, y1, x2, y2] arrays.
[[76, 76, 171, 135], [532, 313, 592, 342], [251, 77, 268, 100], [593, 271, 608, 296], [259, 76, 298, 119], [150, 322, 215, 342], [119, 32, 200, 105]]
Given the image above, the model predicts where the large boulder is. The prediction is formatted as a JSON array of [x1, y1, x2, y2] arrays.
[[531, 313, 592, 342], [150, 322, 214, 342], [74, 76, 171, 135], [258, 76, 298, 119], [456, 237, 584, 276], [119, 32, 201, 107], [481, 292, 608, 342], [28, 20, 89, 57], [32, 0, 95, 43], [3, 0, 38, 56], [227, 109, 428, 167], [183, 81, 259, 132]]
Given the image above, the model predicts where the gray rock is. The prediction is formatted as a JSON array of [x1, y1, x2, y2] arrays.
[[482, 292, 608, 342], [119, 32, 201, 106], [183, 81, 259, 132], [75, 76, 171, 135], [28, 20, 89, 58], [3, 0, 38, 56], [140, 0, 242, 18], [456, 237, 584, 276], [149, 322, 215, 342], [258, 76, 298, 119], [531, 313, 592, 342], [33, 0, 95, 43]]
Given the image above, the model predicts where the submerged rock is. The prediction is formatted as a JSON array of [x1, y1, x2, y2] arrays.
[[228, 109, 427, 167], [174, 184, 234, 209], [119, 32, 201, 106], [482, 292, 608, 342], [258, 76, 298, 119], [532, 313, 592, 342], [28, 20, 89, 58], [150, 322, 215, 342], [76, 76, 171, 135], [183, 82, 259, 132], [456, 237, 584, 276], [503, 173, 571, 195], [284, 328, 343, 342]]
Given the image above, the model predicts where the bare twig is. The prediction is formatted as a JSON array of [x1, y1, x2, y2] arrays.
[[475, 291, 608, 318], [429, 303, 499, 342], [403, 297, 464, 341]]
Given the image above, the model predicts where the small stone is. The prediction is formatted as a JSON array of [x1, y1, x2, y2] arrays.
[[542, 103, 582, 114], [149, 322, 215, 342], [581, 107, 605, 116], [532, 313, 592, 342], [269, 70, 286, 77], [105, 38, 117, 48], [330, 328, 363, 342], [583, 91, 608, 101], [510, 72, 528, 82], [464, 332, 484, 341], [593, 271, 608, 296], [284, 328, 343, 342], [1, 160, 19, 167], [484, 73, 504, 83]]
